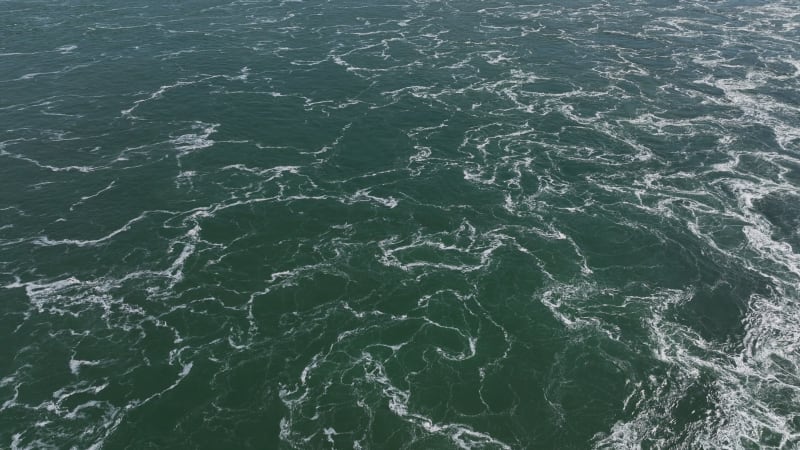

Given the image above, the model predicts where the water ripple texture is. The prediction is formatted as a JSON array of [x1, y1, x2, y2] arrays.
[[2, 0, 800, 448]]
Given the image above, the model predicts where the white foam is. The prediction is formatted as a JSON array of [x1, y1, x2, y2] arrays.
[[56, 44, 77, 54], [68, 359, 102, 375], [345, 189, 398, 208], [120, 80, 195, 118], [0, 148, 98, 173], [361, 353, 512, 449], [597, 170, 800, 447], [69, 181, 116, 211], [34, 211, 151, 247], [171, 122, 219, 154]]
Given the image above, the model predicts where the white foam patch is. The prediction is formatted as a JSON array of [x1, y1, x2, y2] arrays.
[[345, 189, 398, 208], [171, 122, 219, 154], [120, 80, 196, 118], [361, 354, 512, 450], [56, 44, 77, 54], [70, 181, 116, 211], [68, 359, 102, 375], [698, 76, 800, 151], [280, 350, 513, 449], [596, 175, 800, 448], [34, 211, 152, 247], [377, 223, 506, 273], [0, 148, 99, 173]]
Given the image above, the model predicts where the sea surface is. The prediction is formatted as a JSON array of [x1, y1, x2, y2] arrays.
[[2, 0, 800, 448]]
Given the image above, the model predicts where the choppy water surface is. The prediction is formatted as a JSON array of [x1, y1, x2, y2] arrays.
[[2, 0, 800, 448]]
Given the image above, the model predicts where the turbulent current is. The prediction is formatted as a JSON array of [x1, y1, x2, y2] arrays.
[[2, 0, 800, 448]]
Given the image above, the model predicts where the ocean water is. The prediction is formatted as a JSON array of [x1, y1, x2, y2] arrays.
[[2, 0, 800, 448]]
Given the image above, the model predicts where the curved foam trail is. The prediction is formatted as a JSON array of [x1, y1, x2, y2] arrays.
[[3, 0, 800, 448]]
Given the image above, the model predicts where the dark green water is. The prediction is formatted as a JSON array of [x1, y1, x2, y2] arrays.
[[2, 0, 800, 448]]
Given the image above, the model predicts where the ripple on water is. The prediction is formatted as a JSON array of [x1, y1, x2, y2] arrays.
[[2, 0, 800, 449]]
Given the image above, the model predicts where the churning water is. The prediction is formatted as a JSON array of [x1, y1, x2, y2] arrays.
[[2, 0, 800, 448]]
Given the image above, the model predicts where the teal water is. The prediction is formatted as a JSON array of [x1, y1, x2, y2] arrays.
[[2, 1, 800, 448]]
